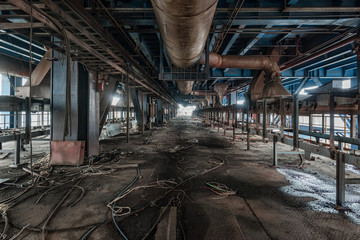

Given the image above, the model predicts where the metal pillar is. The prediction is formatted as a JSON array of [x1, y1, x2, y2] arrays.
[[14, 134, 21, 165], [246, 96, 250, 150], [263, 100, 267, 141], [126, 78, 130, 143], [350, 115, 356, 138], [141, 93, 145, 134], [25, 97, 31, 144], [88, 70, 100, 156], [330, 94, 335, 157], [280, 100, 285, 139], [293, 96, 299, 150], [256, 111, 260, 135], [336, 152, 345, 206], [223, 109, 226, 136], [273, 135, 278, 166], [233, 108, 237, 141], [241, 111, 245, 133], [321, 113, 325, 134], [218, 109, 220, 132]]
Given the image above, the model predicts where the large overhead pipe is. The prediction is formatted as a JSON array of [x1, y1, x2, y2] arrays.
[[151, 0, 218, 68], [200, 52, 291, 98]]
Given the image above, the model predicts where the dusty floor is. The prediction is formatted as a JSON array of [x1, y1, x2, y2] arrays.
[[0, 116, 360, 239]]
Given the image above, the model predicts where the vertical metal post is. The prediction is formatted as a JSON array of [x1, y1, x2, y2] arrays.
[[15, 111, 19, 128], [280, 99, 285, 139], [246, 96, 250, 150], [159, 36, 164, 79], [330, 94, 335, 157], [218, 109, 220, 132], [273, 135, 278, 166], [141, 93, 145, 134], [321, 113, 325, 134], [14, 134, 21, 165], [336, 152, 345, 206], [256, 110, 260, 135], [126, 78, 130, 143], [224, 109, 227, 136], [350, 115, 356, 138], [233, 107, 236, 141], [263, 99, 267, 141], [241, 111, 245, 133], [293, 95, 299, 150], [25, 97, 31, 144]]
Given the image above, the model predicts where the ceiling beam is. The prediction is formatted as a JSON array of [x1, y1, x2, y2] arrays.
[[0, 22, 45, 30]]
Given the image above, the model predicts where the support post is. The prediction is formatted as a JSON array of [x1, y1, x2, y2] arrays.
[[263, 100, 267, 141], [233, 108, 236, 141], [126, 77, 130, 143], [293, 95, 299, 150], [273, 135, 278, 166], [246, 96, 250, 150], [280, 99, 285, 139], [141, 93, 145, 134], [14, 134, 21, 166], [330, 94, 335, 157], [336, 152, 345, 206]]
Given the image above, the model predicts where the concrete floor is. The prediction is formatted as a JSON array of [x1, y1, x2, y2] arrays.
[[0, 116, 360, 239]]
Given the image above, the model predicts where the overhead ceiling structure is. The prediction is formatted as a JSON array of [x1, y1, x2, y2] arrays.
[[0, 0, 360, 104]]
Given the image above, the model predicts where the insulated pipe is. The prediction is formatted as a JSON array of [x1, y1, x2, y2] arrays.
[[200, 52, 281, 76], [151, 0, 218, 67], [200, 52, 291, 98]]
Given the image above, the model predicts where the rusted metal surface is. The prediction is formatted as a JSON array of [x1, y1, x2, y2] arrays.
[[200, 52, 290, 98], [50, 141, 85, 166], [200, 52, 282, 74], [177, 81, 194, 95], [152, 0, 218, 67], [280, 33, 360, 71]]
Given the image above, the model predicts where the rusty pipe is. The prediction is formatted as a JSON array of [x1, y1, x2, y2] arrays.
[[200, 52, 281, 75], [200, 52, 291, 98], [151, 0, 218, 67]]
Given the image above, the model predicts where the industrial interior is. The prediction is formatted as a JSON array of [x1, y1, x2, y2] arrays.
[[0, 0, 360, 239]]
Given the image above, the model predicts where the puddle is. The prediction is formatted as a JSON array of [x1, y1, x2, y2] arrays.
[[277, 168, 360, 224]]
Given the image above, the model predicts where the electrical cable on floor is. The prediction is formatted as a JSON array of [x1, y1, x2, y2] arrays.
[[41, 178, 83, 240], [111, 168, 140, 240], [80, 221, 106, 240]]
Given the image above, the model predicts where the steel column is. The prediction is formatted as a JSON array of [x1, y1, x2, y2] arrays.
[[330, 94, 335, 157], [126, 78, 130, 143], [263, 100, 267, 141], [273, 135, 278, 166], [88, 70, 100, 156], [293, 96, 299, 150], [336, 152, 345, 206], [14, 134, 21, 166], [246, 96, 250, 150]]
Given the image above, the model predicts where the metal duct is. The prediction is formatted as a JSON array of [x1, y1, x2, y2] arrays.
[[177, 81, 194, 95], [151, 0, 218, 67], [200, 52, 291, 98], [214, 83, 229, 106]]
